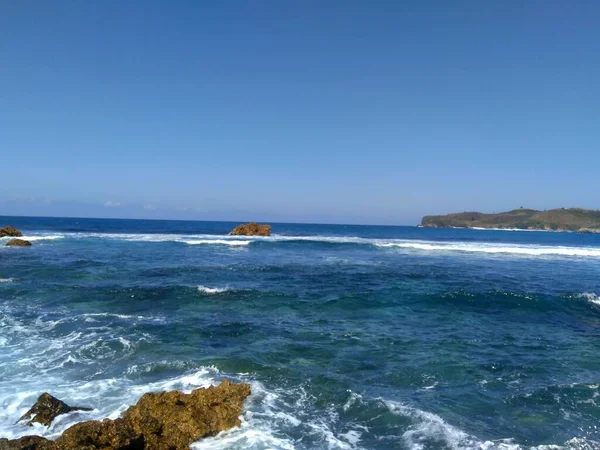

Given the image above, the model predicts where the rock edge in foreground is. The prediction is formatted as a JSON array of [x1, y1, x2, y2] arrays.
[[0, 379, 251, 450]]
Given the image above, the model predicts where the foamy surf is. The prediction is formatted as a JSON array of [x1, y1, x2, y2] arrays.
[[0, 367, 221, 440], [0, 234, 65, 242], [185, 239, 251, 246], [376, 241, 600, 258], [11, 231, 600, 259], [197, 285, 231, 294], [578, 293, 600, 306], [1, 361, 597, 449], [53, 232, 254, 246]]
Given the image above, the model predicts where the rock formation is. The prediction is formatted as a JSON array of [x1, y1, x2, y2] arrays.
[[420, 208, 600, 232], [18, 393, 92, 427], [123, 379, 250, 449], [229, 222, 271, 236], [0, 226, 23, 237], [57, 418, 143, 450], [6, 239, 32, 247], [0, 436, 57, 450], [0, 380, 251, 450]]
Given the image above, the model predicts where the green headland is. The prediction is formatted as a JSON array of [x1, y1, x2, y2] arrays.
[[420, 208, 600, 232]]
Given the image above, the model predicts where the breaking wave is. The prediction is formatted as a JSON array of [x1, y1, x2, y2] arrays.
[[375, 241, 600, 257], [9, 232, 600, 259], [578, 292, 600, 306], [197, 285, 232, 294], [0, 234, 65, 242]]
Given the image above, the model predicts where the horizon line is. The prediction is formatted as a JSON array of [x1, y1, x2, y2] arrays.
[[0, 213, 417, 228]]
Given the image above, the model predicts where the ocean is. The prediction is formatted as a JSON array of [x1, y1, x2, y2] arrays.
[[1, 216, 600, 450]]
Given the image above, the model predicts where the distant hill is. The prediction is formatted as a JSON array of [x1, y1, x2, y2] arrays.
[[420, 208, 600, 232]]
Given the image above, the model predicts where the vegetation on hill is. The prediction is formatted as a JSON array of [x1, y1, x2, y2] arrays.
[[420, 208, 600, 232]]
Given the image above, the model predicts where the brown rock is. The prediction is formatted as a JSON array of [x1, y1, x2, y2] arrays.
[[6, 239, 32, 247], [229, 222, 271, 236], [4, 380, 250, 450], [0, 436, 56, 450], [56, 418, 143, 450], [123, 379, 250, 450], [18, 393, 92, 427], [0, 226, 23, 238]]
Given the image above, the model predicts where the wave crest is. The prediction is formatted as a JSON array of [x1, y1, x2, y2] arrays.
[[197, 285, 231, 294], [577, 293, 600, 306], [12, 231, 600, 258]]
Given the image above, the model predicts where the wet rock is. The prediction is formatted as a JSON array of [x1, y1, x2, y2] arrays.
[[123, 379, 251, 450], [56, 418, 143, 450], [6, 239, 32, 247], [0, 436, 56, 450], [4, 380, 250, 450], [0, 226, 23, 237], [18, 393, 92, 427], [229, 222, 271, 236]]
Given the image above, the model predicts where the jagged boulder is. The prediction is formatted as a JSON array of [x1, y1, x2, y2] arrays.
[[123, 379, 251, 450], [0, 226, 23, 237], [18, 393, 92, 427], [229, 222, 271, 236], [6, 239, 32, 247], [3, 380, 251, 450], [0, 436, 56, 450], [56, 418, 143, 450]]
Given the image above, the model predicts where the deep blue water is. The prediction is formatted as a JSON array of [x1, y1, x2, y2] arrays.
[[1, 216, 600, 449]]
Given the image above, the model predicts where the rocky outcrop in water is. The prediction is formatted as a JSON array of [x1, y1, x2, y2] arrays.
[[57, 418, 143, 450], [6, 239, 32, 247], [0, 227, 23, 237], [0, 436, 56, 450], [1, 380, 251, 450], [229, 222, 271, 236], [123, 379, 250, 449], [18, 393, 92, 427]]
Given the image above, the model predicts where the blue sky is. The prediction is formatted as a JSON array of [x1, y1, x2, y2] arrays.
[[1, 1, 598, 225]]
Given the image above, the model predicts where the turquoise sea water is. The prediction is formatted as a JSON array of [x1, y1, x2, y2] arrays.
[[1, 216, 600, 449]]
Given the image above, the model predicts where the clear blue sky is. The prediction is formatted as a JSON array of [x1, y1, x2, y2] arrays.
[[1, 1, 598, 225]]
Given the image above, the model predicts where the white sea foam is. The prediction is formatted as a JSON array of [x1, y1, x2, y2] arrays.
[[0, 234, 65, 242], [20, 234, 65, 241], [0, 278, 13, 283], [79, 312, 159, 321], [184, 239, 251, 246], [469, 227, 548, 232], [0, 362, 302, 449], [1, 357, 597, 449], [197, 285, 230, 294], [20, 231, 600, 259], [51, 232, 254, 246], [384, 398, 481, 450], [381, 399, 600, 450], [375, 241, 600, 258], [192, 379, 363, 450], [578, 293, 600, 306]]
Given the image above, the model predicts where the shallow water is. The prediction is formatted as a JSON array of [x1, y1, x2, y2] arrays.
[[1, 216, 600, 449]]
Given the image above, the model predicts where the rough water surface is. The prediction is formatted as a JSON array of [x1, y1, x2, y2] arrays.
[[1, 216, 600, 449]]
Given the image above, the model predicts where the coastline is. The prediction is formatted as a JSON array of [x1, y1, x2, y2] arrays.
[[419, 208, 600, 234], [417, 225, 587, 233]]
